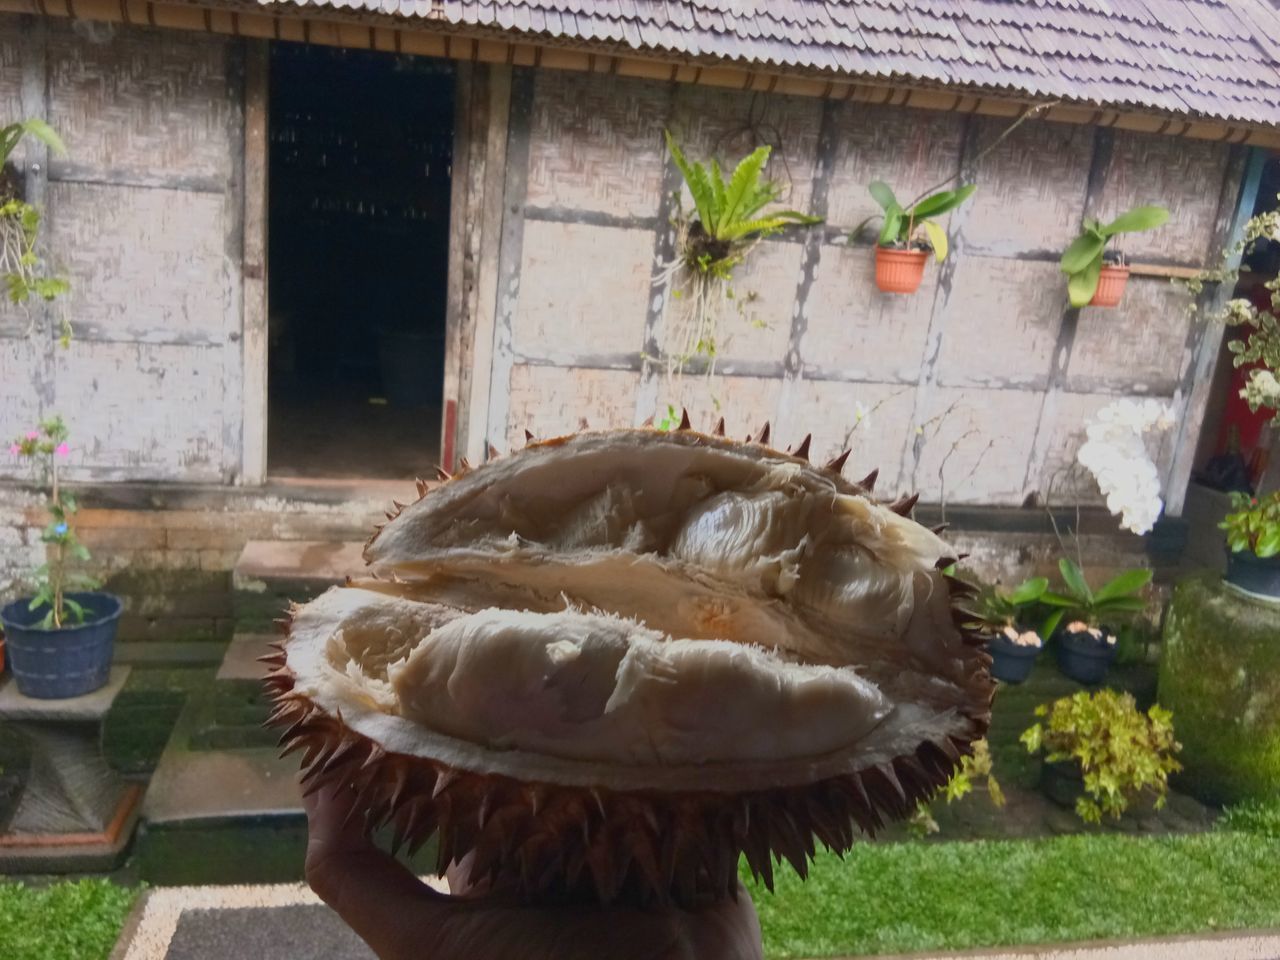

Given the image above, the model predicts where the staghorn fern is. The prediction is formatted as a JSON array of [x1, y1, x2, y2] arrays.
[[655, 132, 820, 408]]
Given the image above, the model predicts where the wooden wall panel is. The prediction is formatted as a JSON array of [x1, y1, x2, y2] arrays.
[[503, 364, 639, 451], [911, 386, 1044, 504], [963, 118, 1094, 255], [45, 181, 226, 344], [46, 21, 231, 183], [664, 373, 782, 437], [0, 18, 22, 122], [802, 243, 936, 384], [525, 71, 667, 219], [0, 339, 45, 481], [512, 220, 650, 361], [1067, 278, 1190, 392], [1095, 131, 1230, 265], [935, 257, 1064, 389], [824, 102, 965, 232], [53, 341, 225, 482]]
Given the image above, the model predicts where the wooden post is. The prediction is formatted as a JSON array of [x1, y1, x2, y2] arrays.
[[240, 39, 270, 485]]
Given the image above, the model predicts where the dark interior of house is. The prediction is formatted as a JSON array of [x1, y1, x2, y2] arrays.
[[266, 42, 454, 479]]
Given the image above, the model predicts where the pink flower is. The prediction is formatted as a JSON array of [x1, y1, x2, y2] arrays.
[[55, 443, 69, 457], [8, 443, 19, 455], [25, 431, 38, 440]]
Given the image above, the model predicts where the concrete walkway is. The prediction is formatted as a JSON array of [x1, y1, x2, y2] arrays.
[[110, 882, 1280, 960]]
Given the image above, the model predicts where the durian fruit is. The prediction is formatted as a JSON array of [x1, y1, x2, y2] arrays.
[[264, 420, 992, 906]]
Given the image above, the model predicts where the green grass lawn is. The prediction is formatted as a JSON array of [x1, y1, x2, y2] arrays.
[[0, 879, 138, 960], [749, 830, 1280, 958]]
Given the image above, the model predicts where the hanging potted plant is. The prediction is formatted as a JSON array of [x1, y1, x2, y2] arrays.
[[655, 131, 820, 397], [858, 181, 975, 294], [971, 576, 1047, 684], [1060, 205, 1169, 308], [1219, 491, 1280, 599], [2, 416, 121, 699], [1039, 557, 1152, 685], [1021, 689, 1181, 822]]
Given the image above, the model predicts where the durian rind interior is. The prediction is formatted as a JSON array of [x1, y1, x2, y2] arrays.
[[285, 430, 988, 794]]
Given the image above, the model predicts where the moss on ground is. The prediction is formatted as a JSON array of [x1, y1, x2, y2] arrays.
[[1159, 576, 1280, 804], [0, 879, 137, 960]]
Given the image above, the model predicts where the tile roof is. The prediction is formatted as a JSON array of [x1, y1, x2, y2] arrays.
[[262, 0, 1280, 127]]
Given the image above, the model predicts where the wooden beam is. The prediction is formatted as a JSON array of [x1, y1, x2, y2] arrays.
[[1165, 146, 1266, 516], [239, 39, 269, 485], [440, 61, 474, 473]]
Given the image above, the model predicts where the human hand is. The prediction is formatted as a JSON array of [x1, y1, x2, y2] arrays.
[[303, 783, 764, 960]]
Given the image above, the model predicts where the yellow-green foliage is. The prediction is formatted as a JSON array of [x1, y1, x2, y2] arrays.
[[1021, 689, 1181, 824]]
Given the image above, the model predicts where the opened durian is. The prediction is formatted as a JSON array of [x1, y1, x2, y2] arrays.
[[264, 420, 992, 905]]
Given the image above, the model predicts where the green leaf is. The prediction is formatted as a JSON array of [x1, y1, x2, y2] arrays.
[[1094, 568, 1153, 603], [868, 181, 899, 213], [1060, 232, 1107, 274], [1102, 205, 1169, 236], [719, 145, 773, 238], [1067, 255, 1104, 308], [1039, 591, 1077, 608], [921, 219, 948, 262], [1095, 597, 1149, 613], [1009, 577, 1049, 606], [1042, 608, 1066, 639], [880, 205, 904, 246], [665, 130, 716, 234], [910, 183, 976, 219], [1257, 529, 1280, 559], [63, 597, 85, 622], [1059, 558, 1093, 604]]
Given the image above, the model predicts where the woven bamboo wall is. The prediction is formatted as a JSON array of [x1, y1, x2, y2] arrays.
[[0, 18, 239, 484], [492, 67, 1242, 509]]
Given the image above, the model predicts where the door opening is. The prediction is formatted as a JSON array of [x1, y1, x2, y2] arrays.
[[266, 43, 455, 480]]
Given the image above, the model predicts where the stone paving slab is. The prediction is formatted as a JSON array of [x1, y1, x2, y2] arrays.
[[143, 748, 301, 824], [233, 540, 367, 588], [216, 634, 277, 681], [111, 882, 1280, 960]]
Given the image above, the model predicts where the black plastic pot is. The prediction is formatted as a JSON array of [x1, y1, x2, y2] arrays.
[[1225, 549, 1280, 600], [1056, 626, 1117, 685], [0, 592, 121, 699], [987, 632, 1040, 684], [1041, 759, 1084, 809]]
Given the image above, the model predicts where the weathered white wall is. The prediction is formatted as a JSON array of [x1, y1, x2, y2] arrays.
[[0, 17, 241, 484], [486, 68, 1243, 511]]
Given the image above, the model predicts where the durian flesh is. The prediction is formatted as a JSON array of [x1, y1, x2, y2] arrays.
[[272, 427, 992, 900]]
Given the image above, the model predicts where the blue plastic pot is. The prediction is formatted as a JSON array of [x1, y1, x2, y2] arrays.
[[1056, 625, 1116, 686], [0, 592, 121, 699], [987, 632, 1040, 684]]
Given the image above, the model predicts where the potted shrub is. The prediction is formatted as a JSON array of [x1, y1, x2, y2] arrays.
[[1059, 205, 1169, 308], [1040, 558, 1152, 685], [1021, 689, 1181, 823], [972, 576, 1047, 684], [859, 181, 975, 294], [1219, 491, 1280, 599], [1, 416, 120, 699]]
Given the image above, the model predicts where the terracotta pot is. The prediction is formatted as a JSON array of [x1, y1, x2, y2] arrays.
[[1089, 264, 1130, 307], [875, 247, 928, 294]]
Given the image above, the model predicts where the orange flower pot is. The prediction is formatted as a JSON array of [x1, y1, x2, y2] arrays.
[[1089, 264, 1130, 307], [875, 247, 928, 294]]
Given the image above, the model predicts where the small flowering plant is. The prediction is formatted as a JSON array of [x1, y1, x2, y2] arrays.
[[1076, 398, 1176, 535], [1039, 557, 1151, 640], [1220, 491, 1280, 559], [9, 415, 99, 628]]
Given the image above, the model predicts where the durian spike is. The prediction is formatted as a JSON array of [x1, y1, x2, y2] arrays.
[[792, 434, 812, 462], [713, 417, 726, 437], [641, 415, 655, 428], [415, 478, 428, 497], [825, 449, 851, 473], [677, 408, 692, 431], [890, 492, 920, 516], [753, 422, 771, 445], [858, 468, 879, 491], [487, 444, 500, 461], [458, 457, 472, 474], [931, 523, 949, 535], [435, 466, 452, 481], [524, 429, 536, 445]]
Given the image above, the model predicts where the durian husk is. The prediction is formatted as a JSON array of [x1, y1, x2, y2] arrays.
[[264, 420, 993, 907]]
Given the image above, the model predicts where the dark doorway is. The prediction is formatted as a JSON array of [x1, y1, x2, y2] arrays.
[[267, 43, 454, 479]]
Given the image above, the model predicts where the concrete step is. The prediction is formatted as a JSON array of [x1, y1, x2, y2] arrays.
[[232, 540, 368, 630]]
